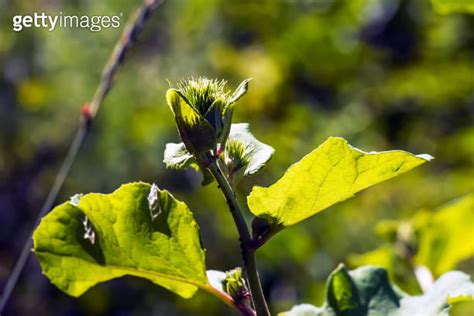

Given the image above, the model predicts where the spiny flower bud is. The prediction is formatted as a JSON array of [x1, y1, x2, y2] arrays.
[[220, 123, 275, 184], [166, 77, 251, 161]]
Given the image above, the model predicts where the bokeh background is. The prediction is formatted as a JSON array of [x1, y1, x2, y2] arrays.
[[1, 0, 473, 315]]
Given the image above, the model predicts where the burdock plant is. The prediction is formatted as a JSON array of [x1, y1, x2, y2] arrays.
[[30, 76, 474, 316]]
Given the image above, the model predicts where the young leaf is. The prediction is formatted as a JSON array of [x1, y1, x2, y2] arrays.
[[163, 142, 198, 170], [220, 103, 236, 151], [431, 0, 474, 14], [248, 137, 433, 228], [228, 78, 252, 105], [162, 142, 214, 186], [280, 265, 474, 316], [33, 182, 207, 298]]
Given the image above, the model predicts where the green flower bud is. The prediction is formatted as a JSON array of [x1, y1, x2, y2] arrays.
[[220, 123, 275, 184], [222, 268, 252, 309], [166, 77, 251, 160]]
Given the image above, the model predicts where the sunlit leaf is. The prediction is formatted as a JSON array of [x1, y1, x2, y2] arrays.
[[33, 182, 207, 298], [248, 137, 432, 228]]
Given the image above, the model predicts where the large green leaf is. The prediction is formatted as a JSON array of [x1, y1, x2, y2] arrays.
[[431, 0, 474, 14], [33, 182, 207, 298], [280, 265, 474, 316], [248, 137, 432, 228]]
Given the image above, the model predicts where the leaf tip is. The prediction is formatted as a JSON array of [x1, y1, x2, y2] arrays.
[[69, 193, 83, 206], [416, 153, 434, 161]]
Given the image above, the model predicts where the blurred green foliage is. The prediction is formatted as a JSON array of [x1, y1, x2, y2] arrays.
[[349, 194, 474, 292], [431, 0, 474, 14], [0, 0, 472, 315]]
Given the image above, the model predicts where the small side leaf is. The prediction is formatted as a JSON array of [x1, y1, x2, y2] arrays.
[[33, 182, 207, 298], [228, 78, 252, 105], [220, 103, 236, 151], [248, 137, 433, 228], [162, 142, 214, 186], [218, 78, 251, 149], [163, 142, 197, 170]]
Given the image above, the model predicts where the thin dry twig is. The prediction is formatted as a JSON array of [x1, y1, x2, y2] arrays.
[[0, 1, 164, 312]]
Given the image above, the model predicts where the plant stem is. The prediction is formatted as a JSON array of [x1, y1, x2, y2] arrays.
[[0, 1, 164, 313], [208, 161, 270, 316]]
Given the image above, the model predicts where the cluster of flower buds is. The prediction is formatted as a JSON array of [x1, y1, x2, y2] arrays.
[[165, 77, 274, 185]]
